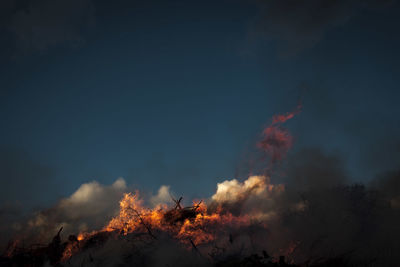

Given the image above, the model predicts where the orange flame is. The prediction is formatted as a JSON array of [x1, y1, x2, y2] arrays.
[[52, 108, 302, 263], [5, 108, 305, 265], [104, 193, 251, 245], [61, 192, 253, 261]]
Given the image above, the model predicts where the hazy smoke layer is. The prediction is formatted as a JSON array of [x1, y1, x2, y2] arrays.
[[208, 152, 400, 266], [1, 110, 399, 266], [3, 160, 399, 267], [4, 178, 127, 248]]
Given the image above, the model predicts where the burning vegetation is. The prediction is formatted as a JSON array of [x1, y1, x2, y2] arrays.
[[0, 186, 285, 267], [1, 108, 400, 267]]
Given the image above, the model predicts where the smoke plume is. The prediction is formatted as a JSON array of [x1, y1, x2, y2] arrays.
[[1, 109, 400, 267]]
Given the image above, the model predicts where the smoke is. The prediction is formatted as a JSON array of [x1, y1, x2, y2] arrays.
[[150, 185, 174, 207], [243, 104, 302, 177], [370, 170, 400, 209], [2, 111, 400, 266], [209, 151, 400, 265], [0, 147, 58, 248], [5, 178, 128, 248], [62, 233, 209, 267], [210, 175, 285, 220], [257, 105, 301, 163], [55, 177, 127, 226], [211, 175, 267, 203], [3, 155, 400, 266], [285, 148, 348, 191]]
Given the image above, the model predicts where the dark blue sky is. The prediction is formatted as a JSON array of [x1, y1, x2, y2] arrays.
[[1, 0, 400, 208]]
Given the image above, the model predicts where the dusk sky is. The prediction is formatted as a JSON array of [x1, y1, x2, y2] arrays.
[[1, 0, 400, 209]]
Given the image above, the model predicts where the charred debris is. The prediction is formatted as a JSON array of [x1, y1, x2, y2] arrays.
[[0, 197, 370, 267], [0, 227, 298, 267]]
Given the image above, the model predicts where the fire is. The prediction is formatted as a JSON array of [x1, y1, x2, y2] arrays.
[[103, 192, 251, 245], [59, 191, 255, 261], [57, 105, 302, 262], [5, 108, 301, 265]]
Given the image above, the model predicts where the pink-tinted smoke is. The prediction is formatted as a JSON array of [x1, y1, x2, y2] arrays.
[[257, 104, 301, 162]]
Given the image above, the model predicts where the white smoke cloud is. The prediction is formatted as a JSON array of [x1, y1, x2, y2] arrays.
[[211, 175, 268, 203], [150, 185, 173, 207], [21, 178, 128, 242], [210, 175, 286, 221], [58, 177, 127, 219], [4, 158, 400, 266]]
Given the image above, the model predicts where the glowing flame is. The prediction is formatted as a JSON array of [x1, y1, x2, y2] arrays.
[[7, 108, 302, 264], [57, 105, 303, 261], [104, 192, 251, 245], [59, 191, 255, 261]]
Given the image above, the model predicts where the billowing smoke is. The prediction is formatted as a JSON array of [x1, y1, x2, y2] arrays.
[[208, 157, 400, 266], [149, 185, 174, 207], [209, 175, 285, 220], [2, 165, 400, 266], [211, 175, 268, 203], [5, 178, 128, 247], [1, 109, 400, 267]]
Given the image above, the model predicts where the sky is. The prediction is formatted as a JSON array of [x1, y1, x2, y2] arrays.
[[1, 0, 400, 209]]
